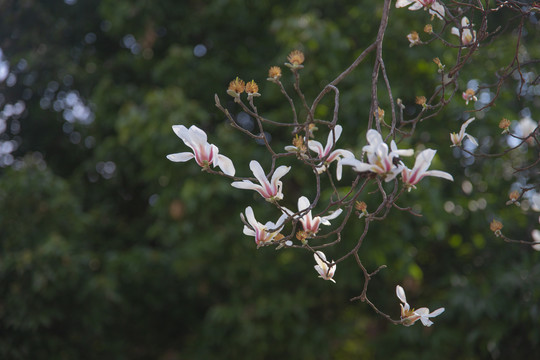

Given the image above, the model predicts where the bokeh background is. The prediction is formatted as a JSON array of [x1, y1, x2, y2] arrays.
[[1, 0, 539, 359]]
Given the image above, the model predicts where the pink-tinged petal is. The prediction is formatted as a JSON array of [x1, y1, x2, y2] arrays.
[[249, 160, 270, 187], [396, 0, 414, 8], [270, 165, 291, 189], [341, 158, 373, 172], [217, 154, 236, 176], [231, 180, 264, 195], [308, 140, 325, 157], [207, 144, 220, 166], [396, 285, 407, 304], [324, 125, 343, 155], [415, 148, 436, 169], [424, 169, 454, 181], [166, 152, 195, 162]]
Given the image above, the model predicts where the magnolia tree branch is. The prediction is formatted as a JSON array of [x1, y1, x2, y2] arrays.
[[169, 0, 540, 327]]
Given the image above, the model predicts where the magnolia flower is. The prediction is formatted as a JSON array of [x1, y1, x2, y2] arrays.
[[313, 251, 336, 283], [396, 285, 445, 327], [231, 160, 291, 202], [241, 206, 287, 247], [308, 125, 355, 180], [401, 149, 453, 191], [450, 117, 478, 147], [396, 0, 445, 20], [462, 88, 478, 105], [341, 129, 413, 181], [451, 17, 476, 46], [167, 125, 236, 176], [282, 196, 343, 237]]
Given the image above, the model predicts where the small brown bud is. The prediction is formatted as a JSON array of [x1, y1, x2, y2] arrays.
[[287, 50, 305, 66], [490, 219, 503, 236], [355, 201, 367, 212], [267, 66, 282, 80], [227, 77, 245, 98], [499, 118, 511, 133], [424, 24, 433, 34], [415, 96, 427, 106]]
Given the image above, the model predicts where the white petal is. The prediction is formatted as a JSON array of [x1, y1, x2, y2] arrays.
[[409, 2, 424, 10], [314, 251, 327, 269], [166, 152, 195, 162], [429, 307, 445, 317], [231, 180, 261, 192], [451, 27, 460, 37], [187, 125, 209, 146], [172, 125, 189, 141], [391, 140, 414, 157], [425, 170, 454, 181], [460, 117, 476, 137], [271, 165, 291, 187], [341, 158, 374, 172], [395, 0, 414, 8], [532, 229, 540, 243], [308, 140, 325, 156], [243, 226, 256, 237], [217, 154, 236, 176], [320, 208, 343, 225], [366, 129, 384, 146], [298, 196, 311, 212], [244, 206, 257, 228], [396, 285, 407, 304], [429, 2, 445, 19], [464, 133, 478, 146], [324, 125, 343, 154], [249, 160, 269, 186], [274, 213, 289, 228], [461, 16, 470, 27]]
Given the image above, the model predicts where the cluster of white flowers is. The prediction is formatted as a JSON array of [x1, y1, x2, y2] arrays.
[[167, 124, 454, 289]]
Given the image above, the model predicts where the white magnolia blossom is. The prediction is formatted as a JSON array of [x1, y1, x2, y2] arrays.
[[451, 17, 476, 46], [450, 117, 478, 147], [231, 160, 291, 202], [341, 129, 413, 182], [396, 285, 445, 327], [314, 251, 336, 283], [282, 196, 343, 237], [241, 206, 287, 247], [167, 125, 235, 176], [401, 149, 454, 191], [308, 125, 355, 181], [396, 0, 445, 20]]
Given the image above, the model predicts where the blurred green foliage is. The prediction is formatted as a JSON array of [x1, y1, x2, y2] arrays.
[[0, 0, 539, 359]]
